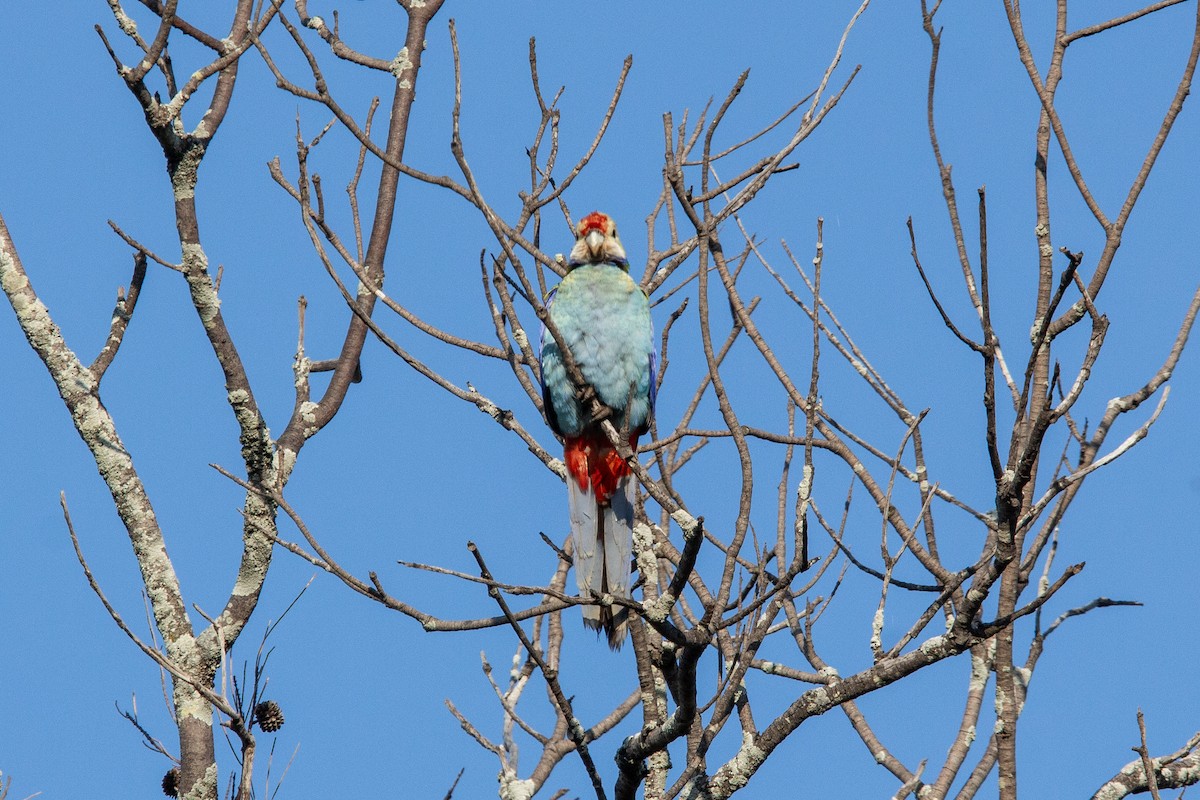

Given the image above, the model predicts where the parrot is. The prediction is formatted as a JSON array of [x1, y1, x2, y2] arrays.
[[539, 211, 656, 649]]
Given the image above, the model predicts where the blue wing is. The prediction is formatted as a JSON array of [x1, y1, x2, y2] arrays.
[[538, 287, 563, 436]]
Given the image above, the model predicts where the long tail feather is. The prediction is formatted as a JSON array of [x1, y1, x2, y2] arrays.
[[599, 474, 635, 648], [566, 474, 605, 632], [564, 435, 637, 649]]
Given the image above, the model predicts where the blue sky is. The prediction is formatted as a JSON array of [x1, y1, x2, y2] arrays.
[[2, 2, 1198, 798]]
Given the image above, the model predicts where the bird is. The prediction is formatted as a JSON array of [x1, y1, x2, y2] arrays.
[[539, 211, 656, 649]]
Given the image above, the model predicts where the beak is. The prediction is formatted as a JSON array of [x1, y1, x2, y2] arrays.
[[584, 229, 605, 259]]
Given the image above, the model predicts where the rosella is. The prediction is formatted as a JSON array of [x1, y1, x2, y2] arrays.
[[539, 211, 656, 648]]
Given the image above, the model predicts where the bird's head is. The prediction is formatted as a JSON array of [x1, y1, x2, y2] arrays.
[[569, 211, 628, 269]]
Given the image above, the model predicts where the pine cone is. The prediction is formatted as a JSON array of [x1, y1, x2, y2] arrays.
[[254, 700, 285, 733], [162, 767, 180, 797]]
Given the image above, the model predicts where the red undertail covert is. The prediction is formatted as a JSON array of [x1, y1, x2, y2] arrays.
[[564, 431, 640, 507]]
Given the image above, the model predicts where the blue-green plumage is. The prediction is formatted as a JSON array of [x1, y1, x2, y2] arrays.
[[540, 264, 655, 438]]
